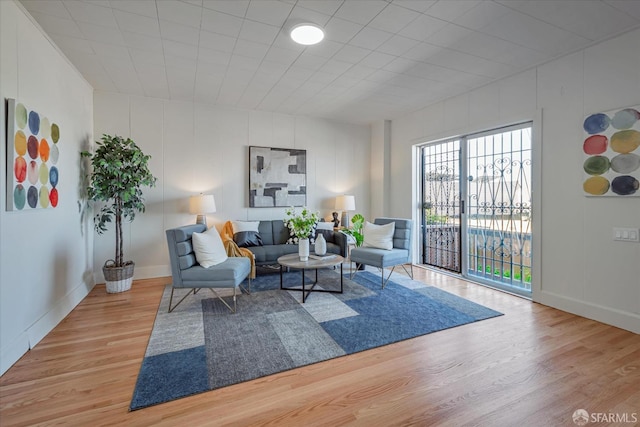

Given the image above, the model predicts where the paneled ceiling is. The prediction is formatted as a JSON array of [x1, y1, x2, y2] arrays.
[[19, 0, 640, 124]]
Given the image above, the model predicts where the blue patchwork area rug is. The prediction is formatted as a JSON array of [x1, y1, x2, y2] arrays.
[[130, 269, 502, 410]]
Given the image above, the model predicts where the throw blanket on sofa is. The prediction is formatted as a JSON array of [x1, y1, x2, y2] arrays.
[[221, 221, 256, 279]]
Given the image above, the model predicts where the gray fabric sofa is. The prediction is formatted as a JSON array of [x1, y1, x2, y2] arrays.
[[243, 220, 348, 266]]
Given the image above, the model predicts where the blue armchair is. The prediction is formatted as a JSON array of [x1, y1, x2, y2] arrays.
[[349, 218, 414, 288], [166, 224, 251, 313]]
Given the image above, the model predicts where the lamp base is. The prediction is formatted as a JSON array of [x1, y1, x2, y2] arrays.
[[195, 214, 207, 227]]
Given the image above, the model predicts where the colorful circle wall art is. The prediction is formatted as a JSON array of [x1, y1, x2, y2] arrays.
[[582, 105, 640, 197], [6, 99, 61, 210]]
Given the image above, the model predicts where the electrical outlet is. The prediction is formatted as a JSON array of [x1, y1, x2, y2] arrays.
[[613, 227, 640, 242]]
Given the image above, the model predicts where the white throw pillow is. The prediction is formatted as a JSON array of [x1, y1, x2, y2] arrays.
[[316, 222, 334, 231], [192, 226, 228, 268], [231, 220, 260, 234], [363, 221, 395, 250]]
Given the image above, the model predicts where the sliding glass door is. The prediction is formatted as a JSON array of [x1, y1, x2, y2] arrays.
[[420, 123, 533, 296], [420, 139, 462, 273]]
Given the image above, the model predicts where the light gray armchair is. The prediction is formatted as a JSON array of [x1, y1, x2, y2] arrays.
[[166, 224, 251, 313], [349, 218, 414, 288]]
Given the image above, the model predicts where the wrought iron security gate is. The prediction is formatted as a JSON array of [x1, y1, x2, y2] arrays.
[[421, 139, 462, 273], [420, 123, 533, 296], [466, 124, 532, 294]]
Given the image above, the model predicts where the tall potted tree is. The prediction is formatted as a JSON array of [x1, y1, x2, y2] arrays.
[[82, 134, 157, 293]]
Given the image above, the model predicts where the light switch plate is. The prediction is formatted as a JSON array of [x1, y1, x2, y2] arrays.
[[613, 227, 640, 242]]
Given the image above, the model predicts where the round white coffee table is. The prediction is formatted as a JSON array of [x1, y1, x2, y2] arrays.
[[277, 253, 344, 303]]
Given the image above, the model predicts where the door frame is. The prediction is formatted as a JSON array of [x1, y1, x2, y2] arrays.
[[414, 118, 539, 299]]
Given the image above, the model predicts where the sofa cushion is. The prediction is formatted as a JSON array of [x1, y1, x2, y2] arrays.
[[180, 257, 250, 286], [166, 224, 206, 272], [351, 247, 409, 267], [271, 220, 291, 245], [363, 221, 395, 250], [233, 230, 263, 247], [248, 244, 298, 263], [315, 221, 335, 243], [257, 221, 274, 245], [232, 220, 260, 234], [192, 226, 228, 268]]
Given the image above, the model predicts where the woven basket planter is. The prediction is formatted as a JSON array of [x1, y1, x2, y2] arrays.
[[103, 260, 135, 293]]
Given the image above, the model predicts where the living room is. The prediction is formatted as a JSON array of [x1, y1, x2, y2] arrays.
[[1, 0, 639, 424]]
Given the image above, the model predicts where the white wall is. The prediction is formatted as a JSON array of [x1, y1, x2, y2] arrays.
[[370, 120, 391, 219], [93, 93, 371, 281], [0, 1, 94, 375], [389, 29, 640, 333]]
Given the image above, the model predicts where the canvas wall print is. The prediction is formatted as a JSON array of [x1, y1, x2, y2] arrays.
[[6, 98, 61, 210], [582, 105, 640, 197], [249, 146, 306, 207]]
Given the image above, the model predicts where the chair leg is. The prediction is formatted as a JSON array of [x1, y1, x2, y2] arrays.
[[240, 277, 251, 295], [208, 288, 237, 313], [350, 263, 363, 280], [169, 286, 241, 314], [168, 287, 196, 313], [381, 266, 398, 289], [380, 263, 414, 289], [349, 263, 411, 290], [400, 263, 414, 279]]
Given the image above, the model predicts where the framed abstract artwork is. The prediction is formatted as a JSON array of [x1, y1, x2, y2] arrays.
[[582, 105, 640, 197], [6, 98, 61, 210], [249, 146, 306, 207]]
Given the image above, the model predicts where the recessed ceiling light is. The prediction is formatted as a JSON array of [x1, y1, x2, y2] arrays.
[[290, 23, 324, 45]]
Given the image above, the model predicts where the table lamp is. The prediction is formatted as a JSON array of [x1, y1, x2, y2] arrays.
[[189, 193, 216, 227], [335, 195, 355, 227]]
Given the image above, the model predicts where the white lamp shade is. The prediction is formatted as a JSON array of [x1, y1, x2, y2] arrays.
[[335, 195, 355, 211], [189, 194, 216, 214]]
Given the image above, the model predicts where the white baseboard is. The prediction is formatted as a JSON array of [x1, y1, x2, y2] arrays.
[[135, 265, 171, 281], [93, 264, 171, 284], [1, 280, 95, 377], [27, 281, 95, 346], [0, 332, 30, 376], [536, 290, 640, 334]]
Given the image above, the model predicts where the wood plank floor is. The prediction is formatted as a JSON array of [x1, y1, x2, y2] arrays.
[[1, 267, 638, 426]]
